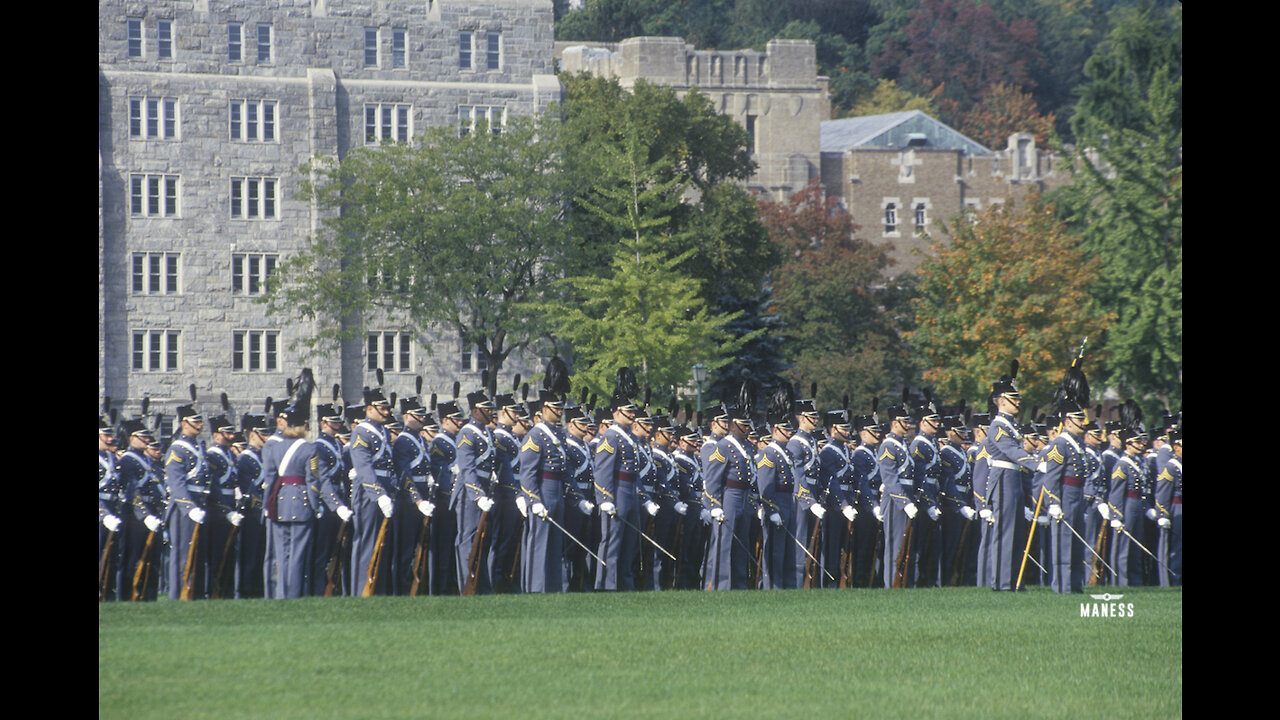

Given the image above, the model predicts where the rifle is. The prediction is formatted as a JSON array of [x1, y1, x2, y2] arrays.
[[891, 516, 914, 589], [362, 516, 389, 597], [802, 516, 823, 589], [839, 518, 854, 588], [132, 530, 157, 601], [462, 509, 491, 596], [211, 522, 240, 599], [668, 514, 685, 590], [409, 516, 432, 597], [180, 523, 201, 601], [1086, 521, 1109, 586], [868, 511, 884, 588], [948, 517, 973, 587], [99, 530, 117, 601], [502, 515, 522, 594], [325, 520, 352, 597]]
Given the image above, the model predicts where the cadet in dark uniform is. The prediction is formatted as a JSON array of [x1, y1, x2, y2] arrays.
[[100, 418, 125, 600], [756, 409, 798, 589], [428, 401, 464, 595], [350, 387, 397, 596], [1039, 400, 1090, 593], [519, 388, 588, 593], [672, 426, 705, 590], [312, 403, 354, 596], [165, 403, 209, 600], [391, 396, 435, 595], [908, 400, 943, 587], [489, 393, 524, 593], [594, 382, 644, 592], [118, 418, 164, 601], [204, 413, 243, 597], [1107, 427, 1148, 586], [788, 399, 826, 587], [849, 412, 883, 587], [878, 400, 918, 588], [562, 406, 597, 591], [453, 389, 498, 594], [236, 413, 269, 598]]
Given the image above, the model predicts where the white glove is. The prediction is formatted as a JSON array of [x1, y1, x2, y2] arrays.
[[700, 508, 713, 525], [872, 505, 884, 522], [1024, 507, 1034, 522], [769, 512, 783, 527], [1035, 514, 1050, 527], [842, 505, 857, 523], [516, 495, 528, 518], [1036, 461, 1048, 474], [417, 500, 435, 518], [348, 468, 358, 481], [960, 506, 977, 521], [227, 511, 244, 527], [578, 499, 594, 514], [234, 487, 244, 502], [144, 515, 162, 532], [1145, 508, 1157, 521], [904, 502, 918, 520], [600, 501, 617, 517], [710, 507, 725, 522], [757, 507, 764, 521], [810, 503, 827, 519], [1110, 518, 1123, 530], [531, 502, 548, 519], [1048, 504, 1063, 520], [978, 508, 992, 522], [674, 501, 688, 516], [477, 496, 495, 513], [189, 507, 207, 524], [927, 506, 941, 522], [645, 501, 660, 517], [1157, 517, 1171, 529], [378, 495, 395, 518], [1097, 504, 1112, 521], [103, 514, 122, 533], [336, 505, 354, 523]]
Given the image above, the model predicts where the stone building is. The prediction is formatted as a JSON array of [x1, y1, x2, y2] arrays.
[[99, 0, 560, 419], [820, 110, 1069, 273], [557, 36, 829, 198]]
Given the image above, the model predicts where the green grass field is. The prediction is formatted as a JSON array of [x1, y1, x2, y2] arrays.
[[100, 586, 1181, 719]]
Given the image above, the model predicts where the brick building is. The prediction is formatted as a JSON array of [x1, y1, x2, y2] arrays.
[[820, 110, 1069, 273], [99, 0, 560, 418]]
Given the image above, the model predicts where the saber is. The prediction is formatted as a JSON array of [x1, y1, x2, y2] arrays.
[[783, 523, 836, 584], [1117, 524, 1178, 577], [1025, 550, 1047, 575], [540, 511, 607, 567], [612, 512, 677, 563], [1056, 514, 1115, 577]]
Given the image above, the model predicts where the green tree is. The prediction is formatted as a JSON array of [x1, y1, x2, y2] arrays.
[[909, 199, 1112, 412], [265, 113, 571, 395], [541, 130, 753, 401], [846, 79, 937, 117], [758, 178, 911, 409], [1056, 4, 1181, 411]]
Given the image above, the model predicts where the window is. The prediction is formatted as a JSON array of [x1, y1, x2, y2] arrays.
[[460, 340, 487, 373], [132, 252, 180, 294], [129, 97, 179, 140], [486, 32, 501, 71], [231, 253, 278, 295], [745, 115, 757, 153], [458, 105, 504, 137], [157, 20, 172, 60], [228, 23, 242, 61], [230, 177, 278, 219], [130, 175, 179, 217], [257, 24, 273, 63], [392, 29, 406, 68], [132, 330, 180, 372], [229, 100, 277, 142], [364, 28, 379, 67], [364, 104, 411, 144], [127, 19, 143, 59], [884, 202, 897, 234], [914, 202, 928, 235], [233, 331, 279, 372], [459, 31, 472, 69], [368, 332, 413, 372]]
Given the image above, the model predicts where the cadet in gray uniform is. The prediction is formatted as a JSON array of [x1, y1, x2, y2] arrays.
[[165, 403, 209, 600], [982, 363, 1040, 591], [261, 396, 320, 598]]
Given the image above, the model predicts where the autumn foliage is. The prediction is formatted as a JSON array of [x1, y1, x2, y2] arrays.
[[909, 198, 1112, 412]]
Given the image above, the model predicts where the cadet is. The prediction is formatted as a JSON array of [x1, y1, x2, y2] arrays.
[[391, 395, 435, 595], [490, 392, 525, 593], [818, 410, 859, 588], [849, 411, 883, 587], [756, 407, 798, 589], [788, 398, 826, 587], [99, 418, 125, 600], [702, 406, 755, 590], [236, 413, 269, 598], [261, 397, 320, 598], [205, 413, 243, 598], [982, 364, 1039, 590], [1039, 400, 1090, 593], [594, 379, 644, 592], [878, 399, 918, 588], [562, 405, 597, 591], [428, 401, 464, 595], [909, 399, 943, 587], [453, 388, 498, 595], [350, 387, 397, 596], [118, 418, 164, 601], [1107, 426, 1148, 586], [165, 402, 209, 600], [1155, 428, 1181, 585], [312, 402, 355, 596], [671, 426, 705, 590]]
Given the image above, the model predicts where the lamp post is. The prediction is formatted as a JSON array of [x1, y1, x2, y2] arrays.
[[692, 362, 708, 415]]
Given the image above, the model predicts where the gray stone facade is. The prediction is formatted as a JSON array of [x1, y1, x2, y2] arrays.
[[557, 37, 828, 198], [100, 0, 560, 419]]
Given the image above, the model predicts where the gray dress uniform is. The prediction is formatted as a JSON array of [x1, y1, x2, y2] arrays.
[[164, 436, 209, 600], [1155, 455, 1181, 586], [1108, 453, 1145, 586], [453, 419, 496, 594], [878, 432, 916, 588], [757, 440, 797, 589], [261, 432, 320, 598], [702, 433, 754, 590], [788, 429, 824, 588], [983, 414, 1038, 590], [518, 421, 570, 593], [1038, 429, 1088, 593], [350, 418, 395, 595], [594, 424, 643, 591], [909, 432, 942, 587], [99, 449, 125, 600]]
